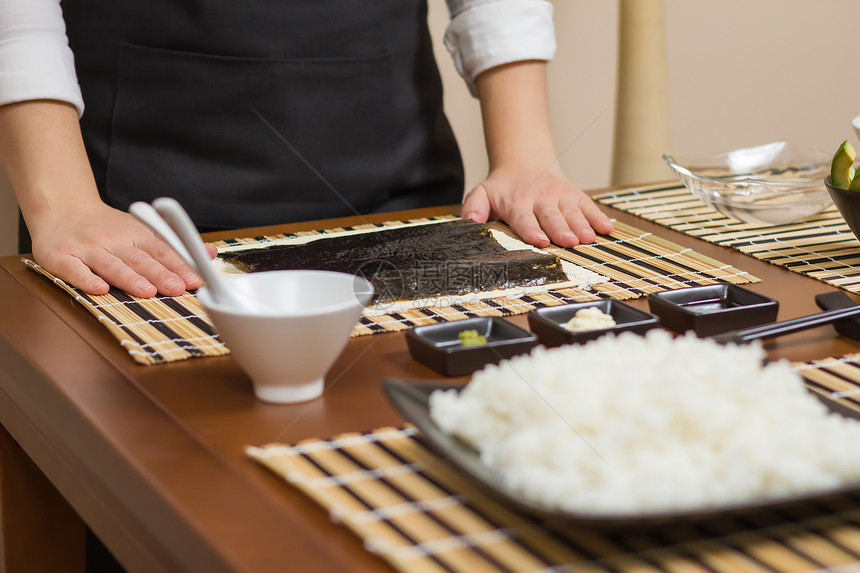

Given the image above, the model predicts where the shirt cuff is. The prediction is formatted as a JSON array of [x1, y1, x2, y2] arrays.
[[0, 36, 84, 116], [444, 0, 556, 97]]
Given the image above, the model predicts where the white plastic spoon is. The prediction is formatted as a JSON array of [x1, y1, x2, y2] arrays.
[[129, 198, 264, 312], [129, 201, 195, 267]]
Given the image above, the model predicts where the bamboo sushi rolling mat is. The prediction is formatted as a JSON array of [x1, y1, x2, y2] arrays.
[[594, 182, 860, 293], [23, 215, 756, 365], [247, 357, 860, 573]]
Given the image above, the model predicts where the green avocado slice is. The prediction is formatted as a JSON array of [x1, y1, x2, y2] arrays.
[[832, 140, 856, 190], [850, 167, 860, 191]]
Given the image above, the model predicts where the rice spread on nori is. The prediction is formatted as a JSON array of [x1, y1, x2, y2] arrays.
[[220, 220, 568, 304]]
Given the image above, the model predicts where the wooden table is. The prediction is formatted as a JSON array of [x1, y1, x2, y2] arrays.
[[1, 199, 859, 573]]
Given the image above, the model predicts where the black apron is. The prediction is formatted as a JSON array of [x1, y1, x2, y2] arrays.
[[58, 0, 464, 232]]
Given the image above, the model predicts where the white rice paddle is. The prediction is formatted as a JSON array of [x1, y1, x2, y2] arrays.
[[129, 197, 374, 404], [129, 197, 264, 312]]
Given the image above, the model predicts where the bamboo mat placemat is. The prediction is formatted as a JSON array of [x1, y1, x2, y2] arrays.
[[23, 259, 230, 365], [795, 354, 860, 412], [248, 359, 860, 573], [23, 215, 756, 365], [594, 182, 860, 293], [251, 427, 860, 573]]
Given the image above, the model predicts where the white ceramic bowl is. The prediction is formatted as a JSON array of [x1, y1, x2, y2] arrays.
[[197, 270, 373, 404]]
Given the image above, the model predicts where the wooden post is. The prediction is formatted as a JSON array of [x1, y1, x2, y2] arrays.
[[611, 0, 672, 186]]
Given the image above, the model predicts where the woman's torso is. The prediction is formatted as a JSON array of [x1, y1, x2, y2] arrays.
[[61, 0, 464, 230]]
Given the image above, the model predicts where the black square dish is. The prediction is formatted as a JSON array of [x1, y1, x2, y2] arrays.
[[527, 301, 659, 347], [405, 317, 538, 377], [648, 284, 778, 337]]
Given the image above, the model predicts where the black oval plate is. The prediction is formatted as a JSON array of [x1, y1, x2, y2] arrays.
[[382, 377, 860, 529]]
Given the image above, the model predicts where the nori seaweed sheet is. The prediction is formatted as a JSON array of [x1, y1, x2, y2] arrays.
[[221, 220, 568, 303]]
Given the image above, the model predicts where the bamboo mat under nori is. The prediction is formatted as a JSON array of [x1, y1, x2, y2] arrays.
[[23, 215, 756, 365], [594, 182, 860, 293], [248, 358, 860, 573]]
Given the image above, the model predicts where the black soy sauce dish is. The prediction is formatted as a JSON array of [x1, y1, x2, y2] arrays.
[[647, 284, 779, 337], [527, 300, 659, 347], [405, 317, 538, 377]]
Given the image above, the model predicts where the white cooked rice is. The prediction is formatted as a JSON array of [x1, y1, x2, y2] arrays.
[[428, 329, 860, 514]]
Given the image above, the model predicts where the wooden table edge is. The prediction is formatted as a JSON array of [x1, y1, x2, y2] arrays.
[[0, 261, 367, 572]]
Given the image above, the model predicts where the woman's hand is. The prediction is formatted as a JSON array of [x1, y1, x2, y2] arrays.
[[462, 164, 613, 248], [30, 201, 215, 297], [468, 60, 613, 247], [0, 100, 213, 298]]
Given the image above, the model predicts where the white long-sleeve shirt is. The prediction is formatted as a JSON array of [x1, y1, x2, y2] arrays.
[[444, 0, 556, 96], [0, 0, 556, 116]]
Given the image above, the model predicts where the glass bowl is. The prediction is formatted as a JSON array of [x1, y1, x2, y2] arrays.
[[663, 140, 832, 225]]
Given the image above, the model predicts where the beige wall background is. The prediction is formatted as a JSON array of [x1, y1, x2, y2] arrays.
[[2, 0, 859, 256], [429, 0, 860, 199]]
